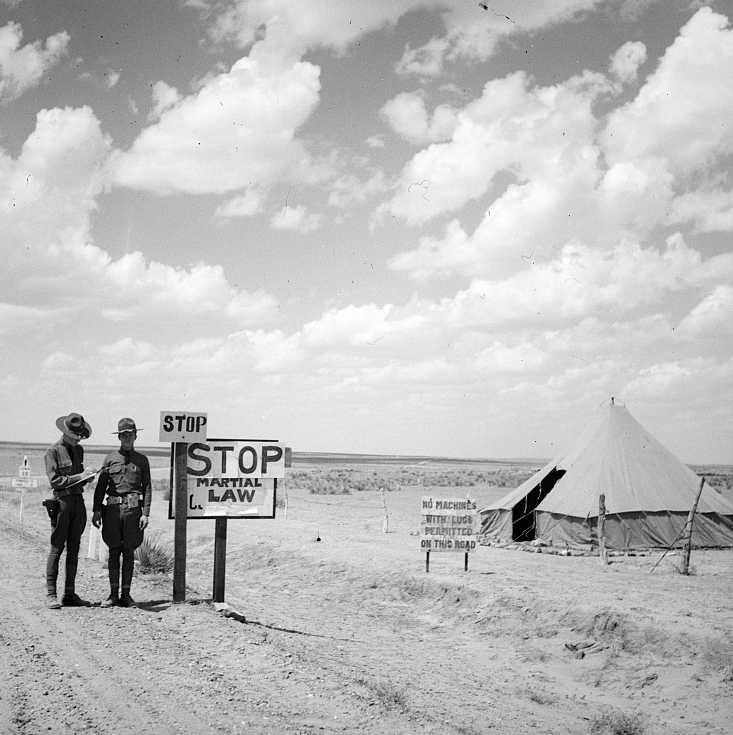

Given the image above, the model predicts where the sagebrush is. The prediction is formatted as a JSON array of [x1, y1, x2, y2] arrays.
[[135, 531, 174, 574]]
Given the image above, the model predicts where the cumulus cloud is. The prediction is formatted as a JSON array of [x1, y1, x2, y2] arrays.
[[111, 55, 321, 195], [395, 36, 449, 77], [327, 168, 388, 210], [202, 0, 605, 73], [148, 80, 181, 120], [270, 204, 322, 232], [668, 188, 733, 233], [678, 285, 733, 337], [205, 0, 428, 59], [1, 106, 278, 339], [609, 41, 647, 83], [381, 8, 733, 281], [398, 0, 603, 76], [425, 235, 729, 329], [105, 69, 120, 89], [0, 22, 69, 103], [602, 8, 733, 174], [623, 358, 715, 400], [380, 91, 457, 144], [214, 189, 264, 219], [378, 70, 610, 227]]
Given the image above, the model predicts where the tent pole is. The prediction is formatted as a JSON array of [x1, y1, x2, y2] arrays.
[[598, 494, 608, 565], [681, 477, 705, 575]]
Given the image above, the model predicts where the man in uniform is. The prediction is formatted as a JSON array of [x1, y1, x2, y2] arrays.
[[92, 418, 152, 608], [45, 412, 97, 609]]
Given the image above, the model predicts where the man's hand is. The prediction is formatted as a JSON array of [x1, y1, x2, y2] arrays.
[[92, 511, 102, 528], [139, 515, 149, 531]]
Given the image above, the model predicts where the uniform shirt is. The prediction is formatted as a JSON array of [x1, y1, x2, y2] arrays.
[[45, 439, 86, 495], [93, 448, 152, 516]]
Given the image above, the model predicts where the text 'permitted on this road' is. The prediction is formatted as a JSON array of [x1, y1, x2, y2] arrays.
[[420, 496, 478, 552], [170, 439, 285, 519]]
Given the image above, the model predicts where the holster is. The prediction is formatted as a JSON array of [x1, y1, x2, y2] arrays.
[[42, 498, 60, 527]]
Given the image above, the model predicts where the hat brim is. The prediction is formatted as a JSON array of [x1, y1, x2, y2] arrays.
[[56, 415, 92, 440], [112, 428, 143, 434]]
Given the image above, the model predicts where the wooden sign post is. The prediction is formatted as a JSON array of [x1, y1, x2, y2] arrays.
[[167, 434, 285, 604], [173, 441, 189, 602], [213, 518, 227, 603], [160, 411, 209, 603]]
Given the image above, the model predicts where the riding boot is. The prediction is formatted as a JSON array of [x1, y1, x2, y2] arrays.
[[63, 547, 79, 597], [121, 549, 134, 593], [46, 546, 62, 595], [109, 548, 121, 593], [119, 549, 135, 606]]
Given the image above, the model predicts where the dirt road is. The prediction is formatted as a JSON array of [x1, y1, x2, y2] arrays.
[[1, 514, 505, 735], [1, 523, 434, 734], [2, 484, 732, 734]]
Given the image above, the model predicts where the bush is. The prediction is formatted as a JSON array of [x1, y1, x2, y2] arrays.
[[589, 709, 645, 735], [135, 531, 174, 575]]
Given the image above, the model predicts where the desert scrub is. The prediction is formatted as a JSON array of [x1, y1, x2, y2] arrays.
[[283, 470, 355, 495], [135, 531, 174, 574], [353, 677, 408, 711], [281, 465, 538, 494], [588, 708, 645, 735]]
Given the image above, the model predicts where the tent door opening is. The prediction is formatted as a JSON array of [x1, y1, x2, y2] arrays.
[[511, 468, 566, 541]]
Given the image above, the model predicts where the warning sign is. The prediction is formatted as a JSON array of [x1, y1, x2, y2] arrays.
[[419, 496, 478, 552]]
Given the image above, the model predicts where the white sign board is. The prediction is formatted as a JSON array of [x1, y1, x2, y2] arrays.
[[159, 411, 208, 443], [420, 496, 478, 552], [169, 439, 284, 519], [12, 477, 38, 489]]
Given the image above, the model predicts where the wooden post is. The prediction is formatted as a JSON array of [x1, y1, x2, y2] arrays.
[[380, 487, 389, 533], [681, 477, 706, 575], [213, 517, 227, 603], [598, 494, 608, 566], [464, 551, 469, 572], [425, 550, 430, 573], [173, 442, 188, 603]]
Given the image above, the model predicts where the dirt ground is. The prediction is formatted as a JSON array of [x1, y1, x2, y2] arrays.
[[1, 469, 732, 734]]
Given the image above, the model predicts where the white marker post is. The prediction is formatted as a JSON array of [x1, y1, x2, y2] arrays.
[[12, 456, 38, 527], [159, 411, 208, 603]]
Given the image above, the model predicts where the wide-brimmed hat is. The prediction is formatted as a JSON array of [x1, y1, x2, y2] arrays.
[[113, 417, 141, 435], [56, 413, 92, 440]]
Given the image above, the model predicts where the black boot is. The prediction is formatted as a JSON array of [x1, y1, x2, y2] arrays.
[[119, 550, 135, 607], [46, 546, 61, 609], [103, 549, 121, 607]]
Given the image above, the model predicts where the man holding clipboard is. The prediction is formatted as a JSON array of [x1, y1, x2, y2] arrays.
[[44, 412, 97, 609]]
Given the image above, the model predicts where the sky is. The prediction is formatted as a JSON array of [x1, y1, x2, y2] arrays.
[[1, 0, 732, 463]]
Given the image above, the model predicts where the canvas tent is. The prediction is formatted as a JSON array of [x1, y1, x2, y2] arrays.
[[480, 401, 733, 549]]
